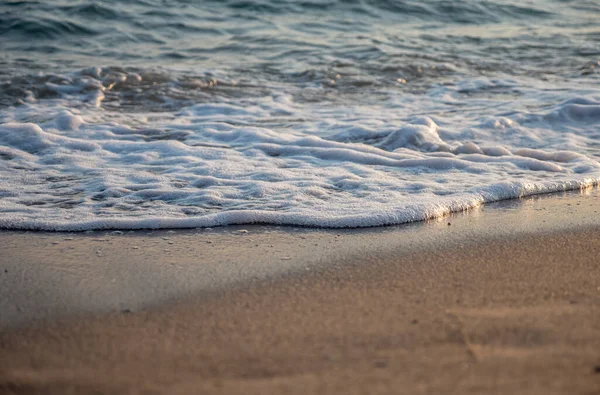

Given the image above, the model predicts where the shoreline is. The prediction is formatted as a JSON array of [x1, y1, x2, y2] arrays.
[[1, 181, 599, 233], [1, 188, 600, 394], [1, 187, 599, 329]]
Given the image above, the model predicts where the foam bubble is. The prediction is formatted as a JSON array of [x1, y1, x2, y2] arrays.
[[0, 68, 599, 230]]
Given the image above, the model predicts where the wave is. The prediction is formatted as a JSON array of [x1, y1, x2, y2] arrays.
[[0, 16, 97, 39], [0, 79, 599, 230]]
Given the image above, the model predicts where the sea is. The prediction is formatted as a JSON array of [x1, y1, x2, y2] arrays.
[[0, 0, 599, 230]]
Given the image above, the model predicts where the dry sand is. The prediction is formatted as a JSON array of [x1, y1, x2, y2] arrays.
[[1, 188, 600, 394]]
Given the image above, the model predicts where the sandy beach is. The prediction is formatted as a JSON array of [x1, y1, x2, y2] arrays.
[[1, 189, 600, 394], [3, 0, 600, 393]]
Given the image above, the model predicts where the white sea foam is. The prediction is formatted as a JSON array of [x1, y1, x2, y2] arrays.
[[0, 69, 599, 230]]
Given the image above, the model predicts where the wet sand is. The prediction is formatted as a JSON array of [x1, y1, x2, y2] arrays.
[[1, 189, 600, 394]]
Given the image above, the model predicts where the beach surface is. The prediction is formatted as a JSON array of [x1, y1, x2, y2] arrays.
[[1, 189, 600, 394]]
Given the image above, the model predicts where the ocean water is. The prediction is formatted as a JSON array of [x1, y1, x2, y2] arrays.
[[0, 0, 599, 230]]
